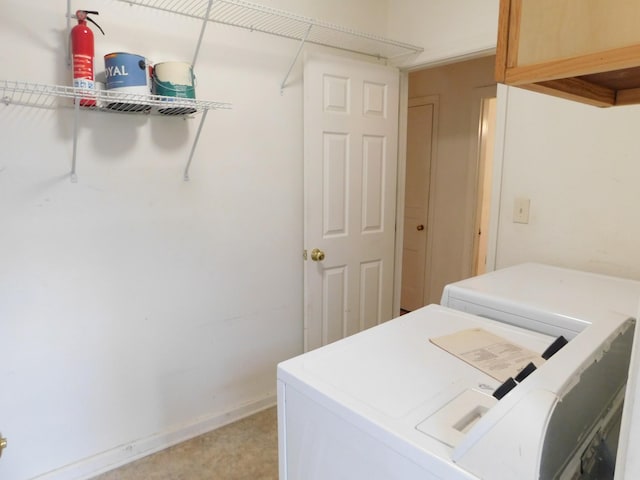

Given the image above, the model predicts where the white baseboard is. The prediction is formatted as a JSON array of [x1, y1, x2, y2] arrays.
[[34, 393, 277, 480]]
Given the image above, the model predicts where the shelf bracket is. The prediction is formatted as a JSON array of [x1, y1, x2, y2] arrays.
[[280, 24, 312, 93], [192, 0, 215, 68], [66, 0, 72, 67], [183, 109, 209, 181], [71, 100, 80, 183]]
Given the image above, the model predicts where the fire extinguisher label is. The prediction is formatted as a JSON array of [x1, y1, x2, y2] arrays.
[[73, 78, 95, 90], [73, 54, 93, 80]]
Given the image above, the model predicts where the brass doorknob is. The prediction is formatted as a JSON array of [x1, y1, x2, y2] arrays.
[[310, 248, 325, 262], [417, 224, 425, 231], [0, 436, 7, 458]]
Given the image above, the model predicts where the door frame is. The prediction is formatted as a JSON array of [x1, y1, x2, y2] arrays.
[[467, 85, 498, 276], [484, 83, 509, 272], [393, 57, 507, 314], [392, 72, 409, 316], [398, 94, 440, 311]]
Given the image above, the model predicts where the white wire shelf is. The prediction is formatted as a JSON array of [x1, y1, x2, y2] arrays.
[[1, 80, 230, 182], [0, 80, 232, 116], [118, 0, 424, 60]]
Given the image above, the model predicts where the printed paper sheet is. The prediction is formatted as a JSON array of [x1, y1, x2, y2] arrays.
[[430, 328, 544, 382]]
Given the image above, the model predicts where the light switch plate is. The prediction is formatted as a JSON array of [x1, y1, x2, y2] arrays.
[[513, 198, 530, 224]]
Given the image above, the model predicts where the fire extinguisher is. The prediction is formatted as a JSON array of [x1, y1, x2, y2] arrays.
[[71, 10, 104, 107]]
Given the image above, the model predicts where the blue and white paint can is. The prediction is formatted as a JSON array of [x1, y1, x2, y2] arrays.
[[104, 52, 151, 111]]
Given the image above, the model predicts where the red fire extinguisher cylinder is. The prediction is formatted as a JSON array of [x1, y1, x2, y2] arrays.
[[71, 10, 104, 107]]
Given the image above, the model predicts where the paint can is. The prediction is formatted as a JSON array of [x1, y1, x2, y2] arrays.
[[152, 62, 196, 114], [104, 52, 151, 112]]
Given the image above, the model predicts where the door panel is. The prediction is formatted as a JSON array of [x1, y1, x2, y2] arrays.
[[323, 133, 349, 236], [324, 266, 347, 344], [304, 54, 399, 351], [362, 135, 385, 232], [360, 260, 383, 331]]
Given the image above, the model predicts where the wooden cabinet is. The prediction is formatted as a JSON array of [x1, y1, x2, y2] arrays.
[[496, 0, 640, 107]]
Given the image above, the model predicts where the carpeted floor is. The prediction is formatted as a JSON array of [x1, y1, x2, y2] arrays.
[[91, 407, 278, 480]]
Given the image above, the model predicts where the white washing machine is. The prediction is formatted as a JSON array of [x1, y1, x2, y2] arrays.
[[277, 304, 634, 480], [440, 262, 640, 338], [440, 262, 640, 479]]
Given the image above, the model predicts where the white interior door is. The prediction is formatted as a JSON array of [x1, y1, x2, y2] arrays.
[[304, 53, 400, 351], [401, 98, 436, 312]]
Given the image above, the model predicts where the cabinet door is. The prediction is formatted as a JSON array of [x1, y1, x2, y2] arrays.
[[496, 0, 640, 107]]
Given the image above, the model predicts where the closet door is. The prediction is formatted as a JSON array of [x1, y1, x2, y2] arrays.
[[303, 53, 400, 351]]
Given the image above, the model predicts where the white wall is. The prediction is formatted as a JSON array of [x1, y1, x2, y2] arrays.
[[261, 0, 388, 32], [386, 0, 500, 67], [386, 0, 640, 283], [0, 1, 387, 479], [9, 0, 640, 478], [494, 86, 640, 279]]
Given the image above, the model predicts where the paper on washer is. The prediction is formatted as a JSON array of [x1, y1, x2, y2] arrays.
[[429, 328, 545, 382]]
